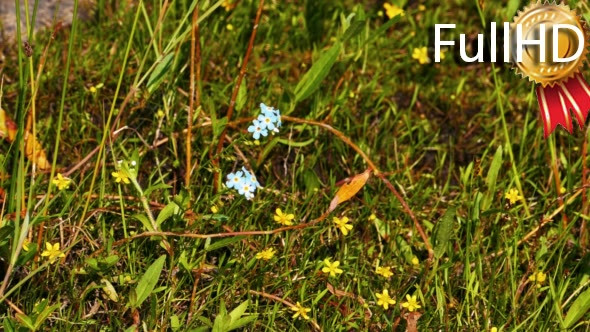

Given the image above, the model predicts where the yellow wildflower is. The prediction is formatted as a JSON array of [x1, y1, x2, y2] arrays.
[[333, 216, 353, 235], [52, 173, 71, 191], [375, 289, 396, 309], [290, 302, 311, 320], [504, 188, 522, 205], [322, 258, 343, 277], [369, 213, 377, 221], [255, 248, 276, 261], [274, 208, 295, 226], [226, 24, 234, 31], [111, 170, 130, 184], [402, 294, 422, 312], [41, 242, 65, 264], [418, 4, 426, 11], [411, 256, 419, 265], [156, 109, 165, 118], [211, 205, 219, 214], [376, 266, 394, 278], [412, 47, 430, 64], [383, 3, 405, 19], [529, 271, 547, 288], [491, 328, 498, 332], [22, 238, 31, 252]]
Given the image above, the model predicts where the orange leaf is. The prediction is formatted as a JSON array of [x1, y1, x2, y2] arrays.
[[0, 108, 50, 170], [329, 169, 371, 212]]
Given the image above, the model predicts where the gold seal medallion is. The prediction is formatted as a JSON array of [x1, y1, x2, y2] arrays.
[[511, 2, 589, 87]]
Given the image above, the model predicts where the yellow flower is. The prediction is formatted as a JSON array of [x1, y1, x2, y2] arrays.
[[412, 47, 430, 64], [211, 205, 219, 214], [504, 188, 522, 205], [375, 289, 396, 309], [226, 24, 234, 31], [383, 3, 405, 19], [111, 170, 130, 184], [290, 302, 311, 320], [368, 213, 377, 221], [322, 258, 343, 277], [52, 173, 71, 191], [333, 216, 353, 235], [491, 328, 498, 332], [41, 242, 65, 264], [439, 48, 446, 60], [255, 248, 276, 261], [418, 4, 426, 11], [560, 187, 566, 194], [376, 266, 394, 278], [156, 109, 165, 118], [402, 294, 422, 312], [411, 256, 419, 265], [274, 208, 295, 226], [22, 238, 31, 252], [529, 271, 547, 288]]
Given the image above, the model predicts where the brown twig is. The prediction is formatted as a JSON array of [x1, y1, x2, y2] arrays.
[[110, 210, 330, 249], [212, 0, 265, 191]]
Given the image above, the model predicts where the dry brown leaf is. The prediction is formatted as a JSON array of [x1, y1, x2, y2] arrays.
[[404, 311, 422, 332], [0, 108, 50, 170], [329, 169, 371, 212]]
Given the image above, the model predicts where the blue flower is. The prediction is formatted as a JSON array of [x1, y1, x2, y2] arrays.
[[248, 120, 268, 140], [225, 171, 244, 189], [242, 166, 261, 188], [226, 167, 261, 200], [257, 114, 276, 131], [260, 103, 278, 122]]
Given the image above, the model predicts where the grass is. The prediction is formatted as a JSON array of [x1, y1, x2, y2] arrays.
[[1, 0, 590, 330]]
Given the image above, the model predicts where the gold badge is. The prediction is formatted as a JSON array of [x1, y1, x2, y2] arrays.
[[511, 2, 589, 87]]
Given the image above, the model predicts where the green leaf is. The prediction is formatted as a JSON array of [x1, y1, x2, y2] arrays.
[[132, 255, 166, 308], [15, 313, 35, 331], [205, 236, 245, 252], [277, 137, 316, 147], [564, 287, 590, 328], [170, 315, 181, 331], [434, 207, 456, 259], [16, 243, 37, 266], [0, 225, 14, 243], [143, 183, 173, 198], [212, 313, 231, 332], [147, 53, 175, 93], [236, 78, 247, 111], [228, 315, 257, 331], [294, 42, 342, 102], [229, 300, 249, 322], [340, 18, 365, 42], [483, 146, 503, 210], [156, 201, 179, 226], [132, 214, 155, 232]]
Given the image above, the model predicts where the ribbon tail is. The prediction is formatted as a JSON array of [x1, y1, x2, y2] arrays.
[[536, 73, 590, 138], [558, 73, 590, 129], [536, 84, 572, 137]]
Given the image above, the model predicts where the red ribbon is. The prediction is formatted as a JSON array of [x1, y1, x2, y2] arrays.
[[536, 73, 590, 137]]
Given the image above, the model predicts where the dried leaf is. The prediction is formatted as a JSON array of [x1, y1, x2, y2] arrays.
[[404, 311, 422, 332], [0, 108, 50, 170], [329, 169, 371, 212]]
